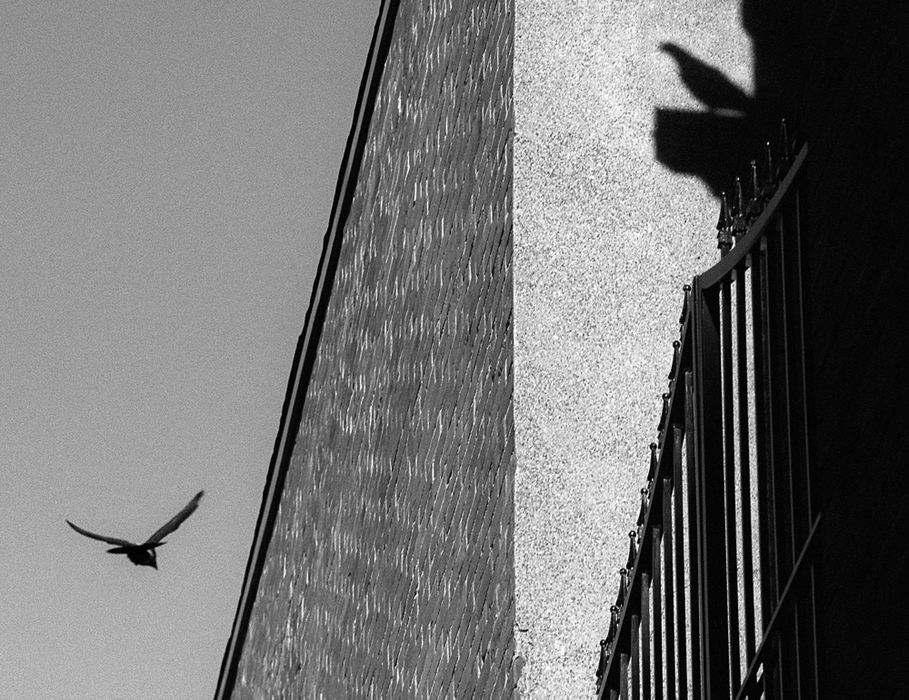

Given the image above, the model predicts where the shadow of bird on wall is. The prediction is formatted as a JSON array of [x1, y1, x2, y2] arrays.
[[654, 42, 770, 198], [660, 42, 753, 114], [66, 490, 204, 570]]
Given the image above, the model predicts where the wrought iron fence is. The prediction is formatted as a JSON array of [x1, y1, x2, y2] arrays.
[[595, 123, 818, 699]]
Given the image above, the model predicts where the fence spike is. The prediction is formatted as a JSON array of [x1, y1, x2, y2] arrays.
[[668, 339, 680, 382], [637, 486, 649, 528], [746, 159, 763, 222], [596, 638, 608, 680], [627, 530, 637, 570], [680, 284, 691, 325], [605, 605, 619, 648], [715, 189, 731, 229], [659, 392, 671, 435], [763, 140, 775, 197], [618, 568, 628, 607], [732, 177, 748, 239], [779, 118, 791, 167], [650, 443, 659, 478], [716, 191, 734, 256]]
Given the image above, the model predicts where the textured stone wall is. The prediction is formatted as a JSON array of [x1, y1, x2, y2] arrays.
[[514, 1, 753, 695], [234, 1, 514, 697]]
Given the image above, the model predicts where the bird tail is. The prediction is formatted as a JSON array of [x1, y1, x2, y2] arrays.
[[106, 546, 131, 554]]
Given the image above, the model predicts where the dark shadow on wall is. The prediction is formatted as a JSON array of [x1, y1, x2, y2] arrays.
[[654, 1, 802, 198], [655, 1, 909, 694]]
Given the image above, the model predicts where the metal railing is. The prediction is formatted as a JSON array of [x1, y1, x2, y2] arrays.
[[595, 124, 817, 699]]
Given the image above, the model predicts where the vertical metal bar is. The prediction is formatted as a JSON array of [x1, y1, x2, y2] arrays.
[[766, 218, 800, 695], [753, 238, 780, 699], [692, 278, 731, 698], [781, 175, 818, 700], [772, 205, 798, 571], [662, 478, 676, 699], [788, 163, 815, 580], [751, 241, 777, 613], [721, 278, 743, 691], [735, 266, 757, 663], [620, 653, 630, 700], [672, 425, 688, 697], [760, 235, 792, 698], [775, 195, 806, 698], [631, 613, 641, 700], [807, 567, 819, 700], [652, 526, 663, 700], [790, 184, 819, 700], [641, 572, 651, 700], [684, 370, 701, 698]]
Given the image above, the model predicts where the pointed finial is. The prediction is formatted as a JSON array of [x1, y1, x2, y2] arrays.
[[732, 177, 747, 239], [679, 284, 691, 325], [716, 190, 731, 230], [617, 568, 628, 607], [637, 486, 648, 527], [605, 605, 619, 647], [735, 177, 745, 217], [627, 530, 637, 570], [746, 159, 762, 221], [667, 339, 680, 381], [596, 639, 608, 679], [659, 392, 671, 434], [716, 191, 733, 256], [763, 140, 775, 195]]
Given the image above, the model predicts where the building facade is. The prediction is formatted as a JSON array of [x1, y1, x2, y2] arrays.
[[216, 1, 515, 696], [218, 1, 909, 696]]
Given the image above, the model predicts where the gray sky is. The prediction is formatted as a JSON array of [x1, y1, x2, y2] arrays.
[[1, 3, 375, 697]]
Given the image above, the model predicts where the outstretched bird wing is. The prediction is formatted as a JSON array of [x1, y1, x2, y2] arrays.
[[143, 490, 204, 545], [66, 520, 135, 548]]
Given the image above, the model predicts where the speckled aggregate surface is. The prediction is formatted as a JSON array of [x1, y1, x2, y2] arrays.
[[513, 1, 753, 696]]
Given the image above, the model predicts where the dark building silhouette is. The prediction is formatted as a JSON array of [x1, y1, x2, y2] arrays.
[[800, 3, 909, 695]]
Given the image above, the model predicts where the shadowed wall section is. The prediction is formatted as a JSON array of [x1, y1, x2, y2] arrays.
[[226, 1, 514, 696], [798, 3, 909, 694]]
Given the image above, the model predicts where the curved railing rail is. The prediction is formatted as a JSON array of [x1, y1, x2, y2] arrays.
[[595, 125, 817, 699]]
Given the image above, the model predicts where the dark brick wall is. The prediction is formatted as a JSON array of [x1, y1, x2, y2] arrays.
[[234, 1, 514, 697]]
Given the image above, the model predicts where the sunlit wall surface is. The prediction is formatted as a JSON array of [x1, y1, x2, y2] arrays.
[[514, 1, 754, 695]]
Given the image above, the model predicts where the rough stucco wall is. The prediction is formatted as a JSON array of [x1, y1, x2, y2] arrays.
[[234, 1, 514, 697], [514, 1, 752, 696]]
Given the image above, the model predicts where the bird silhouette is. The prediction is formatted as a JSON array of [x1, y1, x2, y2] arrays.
[[660, 42, 753, 114], [66, 490, 204, 569]]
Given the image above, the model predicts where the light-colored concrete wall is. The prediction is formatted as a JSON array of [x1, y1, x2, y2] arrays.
[[514, 1, 752, 695]]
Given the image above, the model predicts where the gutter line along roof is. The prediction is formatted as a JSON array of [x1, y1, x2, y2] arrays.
[[214, 2, 401, 696]]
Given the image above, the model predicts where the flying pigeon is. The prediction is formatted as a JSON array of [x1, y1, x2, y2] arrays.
[[66, 490, 204, 569]]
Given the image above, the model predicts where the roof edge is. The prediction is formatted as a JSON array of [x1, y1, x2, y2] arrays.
[[214, 2, 401, 696]]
